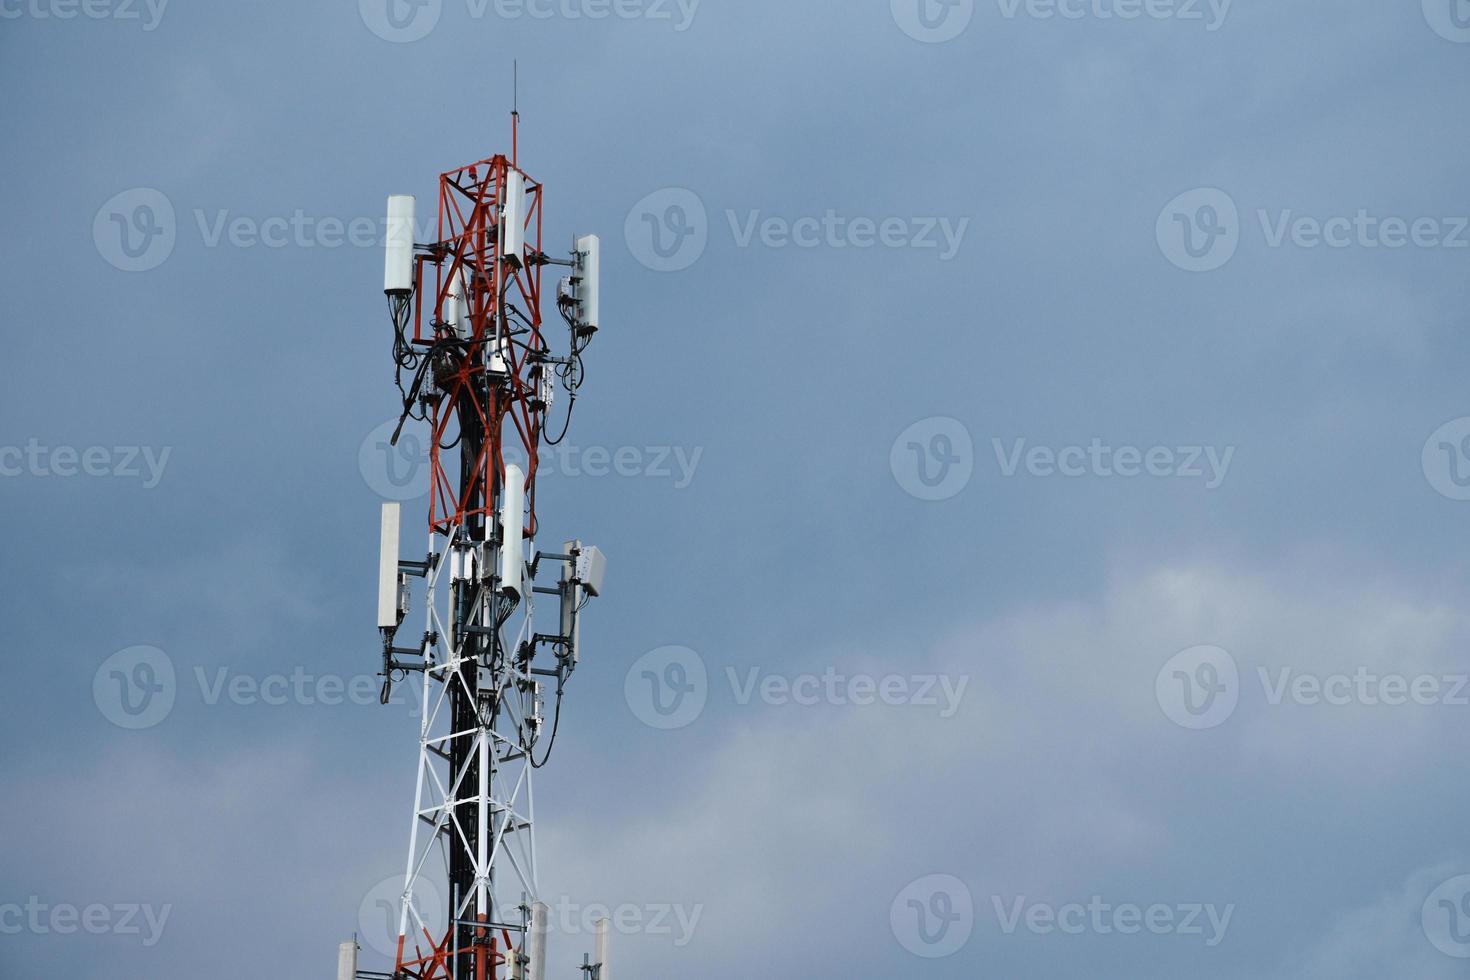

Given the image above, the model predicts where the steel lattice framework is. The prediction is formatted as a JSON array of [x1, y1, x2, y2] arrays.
[[375, 143, 599, 980]]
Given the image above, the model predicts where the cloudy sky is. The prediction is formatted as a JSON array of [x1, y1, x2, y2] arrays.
[[3, 0, 1470, 977]]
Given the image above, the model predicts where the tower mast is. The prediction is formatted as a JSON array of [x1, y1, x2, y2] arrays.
[[372, 119, 605, 980]]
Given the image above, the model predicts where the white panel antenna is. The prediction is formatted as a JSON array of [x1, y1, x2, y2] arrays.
[[528, 902, 549, 980], [560, 539, 582, 663], [594, 917, 610, 980], [337, 942, 358, 980], [573, 234, 600, 335], [378, 503, 403, 628], [384, 195, 415, 294], [499, 464, 526, 598], [576, 545, 607, 598], [503, 171, 527, 267]]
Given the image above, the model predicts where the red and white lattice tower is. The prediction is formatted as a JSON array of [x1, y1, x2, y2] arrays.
[[367, 121, 605, 980]]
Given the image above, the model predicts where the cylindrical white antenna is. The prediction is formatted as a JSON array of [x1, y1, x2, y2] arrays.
[[336, 941, 358, 980], [503, 171, 527, 266], [446, 267, 470, 338], [499, 464, 525, 598], [528, 902, 549, 980], [573, 234, 600, 334], [594, 917, 610, 980], [384, 195, 415, 295]]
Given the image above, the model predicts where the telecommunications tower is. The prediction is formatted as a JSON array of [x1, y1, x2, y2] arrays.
[[351, 112, 609, 980]]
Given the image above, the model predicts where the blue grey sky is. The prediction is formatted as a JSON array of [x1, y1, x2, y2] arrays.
[[2, 0, 1470, 977]]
